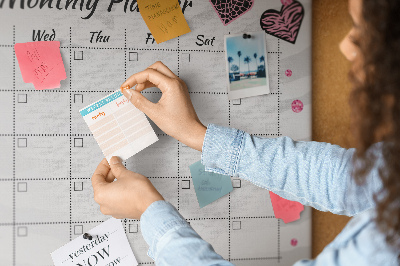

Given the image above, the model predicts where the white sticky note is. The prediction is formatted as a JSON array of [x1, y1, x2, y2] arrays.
[[51, 218, 138, 266], [79, 90, 158, 162]]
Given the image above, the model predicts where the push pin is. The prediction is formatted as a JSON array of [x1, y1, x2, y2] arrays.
[[242, 34, 251, 39], [83, 233, 94, 240]]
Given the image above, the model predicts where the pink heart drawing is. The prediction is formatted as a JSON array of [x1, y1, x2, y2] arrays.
[[260, 1, 304, 44], [209, 0, 254, 26]]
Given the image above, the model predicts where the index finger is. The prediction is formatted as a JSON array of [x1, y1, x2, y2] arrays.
[[91, 159, 111, 189], [121, 68, 174, 93], [147, 61, 177, 79]]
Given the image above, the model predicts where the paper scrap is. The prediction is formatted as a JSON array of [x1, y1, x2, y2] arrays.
[[51, 218, 138, 266], [189, 160, 233, 208], [137, 0, 191, 44], [209, 0, 254, 26], [269, 191, 304, 223], [79, 90, 158, 162], [14, 41, 66, 90]]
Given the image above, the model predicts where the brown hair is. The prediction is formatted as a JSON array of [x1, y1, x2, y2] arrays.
[[350, 0, 400, 251]]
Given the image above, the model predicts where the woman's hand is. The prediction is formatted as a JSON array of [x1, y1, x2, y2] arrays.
[[91, 157, 164, 220], [120, 61, 207, 151]]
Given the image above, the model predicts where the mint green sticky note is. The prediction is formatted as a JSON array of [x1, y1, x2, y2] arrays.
[[189, 160, 233, 208]]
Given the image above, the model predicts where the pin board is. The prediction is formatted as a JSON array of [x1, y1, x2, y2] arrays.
[[0, 0, 312, 264]]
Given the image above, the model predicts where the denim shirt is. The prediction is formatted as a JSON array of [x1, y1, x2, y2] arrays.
[[140, 124, 399, 265]]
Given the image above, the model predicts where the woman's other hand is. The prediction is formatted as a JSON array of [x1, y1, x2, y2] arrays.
[[91, 157, 164, 220]]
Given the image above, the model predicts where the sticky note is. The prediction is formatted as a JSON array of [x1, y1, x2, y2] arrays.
[[79, 90, 158, 162], [189, 160, 233, 208], [137, 0, 191, 44], [269, 191, 304, 223], [14, 41, 66, 90], [51, 218, 138, 266]]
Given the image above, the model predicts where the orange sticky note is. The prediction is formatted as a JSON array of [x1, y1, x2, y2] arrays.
[[137, 0, 191, 44], [14, 41, 66, 90], [269, 191, 304, 223]]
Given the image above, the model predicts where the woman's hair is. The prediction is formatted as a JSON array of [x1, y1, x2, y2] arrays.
[[350, 0, 400, 251]]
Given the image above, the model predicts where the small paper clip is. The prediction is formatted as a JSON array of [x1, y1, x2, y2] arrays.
[[83, 233, 94, 240], [242, 34, 251, 39]]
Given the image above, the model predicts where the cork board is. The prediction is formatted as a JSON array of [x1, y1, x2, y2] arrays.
[[312, 0, 353, 258]]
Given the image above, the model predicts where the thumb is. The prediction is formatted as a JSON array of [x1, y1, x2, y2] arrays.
[[122, 88, 155, 116], [109, 156, 129, 178]]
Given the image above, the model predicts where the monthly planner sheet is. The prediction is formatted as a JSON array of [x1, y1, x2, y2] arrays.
[[0, 0, 312, 265]]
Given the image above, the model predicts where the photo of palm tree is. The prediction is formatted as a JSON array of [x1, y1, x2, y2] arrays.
[[260, 55, 266, 74], [225, 31, 268, 95], [253, 53, 258, 73]]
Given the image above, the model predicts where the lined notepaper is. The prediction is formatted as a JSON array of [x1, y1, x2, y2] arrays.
[[79, 90, 158, 162]]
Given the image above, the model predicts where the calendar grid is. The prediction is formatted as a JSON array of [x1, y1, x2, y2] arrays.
[[12, 24, 16, 266], [0, 1, 312, 263], [3, 27, 286, 263], [68, 26, 72, 242]]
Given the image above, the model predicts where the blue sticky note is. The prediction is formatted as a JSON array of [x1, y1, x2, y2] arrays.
[[189, 160, 233, 208]]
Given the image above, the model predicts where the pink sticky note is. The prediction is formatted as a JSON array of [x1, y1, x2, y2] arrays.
[[269, 191, 304, 223], [14, 41, 66, 90]]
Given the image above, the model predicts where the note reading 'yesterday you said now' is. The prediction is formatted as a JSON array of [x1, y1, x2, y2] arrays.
[[51, 218, 138, 266], [189, 160, 233, 208], [79, 90, 158, 162], [137, 0, 191, 43]]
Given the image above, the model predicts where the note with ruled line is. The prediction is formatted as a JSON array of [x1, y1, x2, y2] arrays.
[[79, 90, 158, 162]]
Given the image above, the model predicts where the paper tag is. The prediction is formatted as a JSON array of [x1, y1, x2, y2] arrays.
[[14, 41, 67, 90], [51, 218, 137, 266], [79, 90, 158, 162], [137, 0, 191, 43]]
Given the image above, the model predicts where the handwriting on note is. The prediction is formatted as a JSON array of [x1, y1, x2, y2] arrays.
[[14, 41, 66, 90], [269, 191, 304, 223], [51, 218, 138, 266], [137, 0, 191, 44]]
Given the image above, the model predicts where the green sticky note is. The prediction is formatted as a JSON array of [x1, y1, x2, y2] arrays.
[[189, 160, 233, 208]]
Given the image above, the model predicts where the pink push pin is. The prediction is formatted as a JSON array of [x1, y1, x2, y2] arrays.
[[291, 238, 298, 246], [285, 69, 292, 77], [281, 0, 293, 6], [291, 100, 303, 113]]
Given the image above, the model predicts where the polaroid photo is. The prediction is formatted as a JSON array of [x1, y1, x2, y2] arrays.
[[224, 31, 270, 100]]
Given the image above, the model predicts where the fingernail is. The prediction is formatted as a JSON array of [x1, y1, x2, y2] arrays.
[[122, 88, 133, 100], [121, 85, 129, 91], [110, 156, 122, 165]]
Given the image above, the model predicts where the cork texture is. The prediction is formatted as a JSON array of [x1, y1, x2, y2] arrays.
[[312, 0, 353, 258]]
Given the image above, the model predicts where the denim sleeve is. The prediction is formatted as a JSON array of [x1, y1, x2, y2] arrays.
[[201, 124, 382, 216], [140, 200, 234, 265]]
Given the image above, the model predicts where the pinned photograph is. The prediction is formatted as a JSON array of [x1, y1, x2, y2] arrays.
[[224, 31, 270, 100]]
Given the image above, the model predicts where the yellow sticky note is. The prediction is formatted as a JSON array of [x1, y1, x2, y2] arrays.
[[137, 0, 191, 44]]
